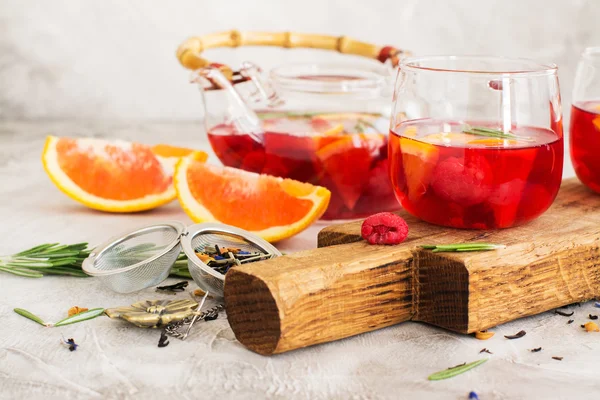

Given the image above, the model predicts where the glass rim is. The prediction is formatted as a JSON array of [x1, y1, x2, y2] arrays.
[[400, 55, 558, 77], [582, 47, 600, 58], [270, 62, 390, 95]]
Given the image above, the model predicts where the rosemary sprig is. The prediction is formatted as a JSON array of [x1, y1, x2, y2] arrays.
[[0, 243, 90, 278], [428, 358, 488, 381], [462, 126, 534, 142], [0, 243, 193, 279], [420, 243, 506, 253]]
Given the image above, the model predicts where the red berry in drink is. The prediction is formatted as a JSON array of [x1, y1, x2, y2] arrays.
[[430, 155, 492, 206], [361, 212, 409, 245]]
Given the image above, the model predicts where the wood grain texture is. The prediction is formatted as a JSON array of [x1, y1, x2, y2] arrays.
[[226, 178, 600, 354]]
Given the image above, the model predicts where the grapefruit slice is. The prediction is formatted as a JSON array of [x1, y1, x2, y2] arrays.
[[175, 152, 331, 242], [317, 134, 384, 211], [42, 136, 205, 212], [400, 137, 439, 203]]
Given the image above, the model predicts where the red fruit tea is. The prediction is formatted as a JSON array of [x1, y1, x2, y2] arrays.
[[207, 113, 400, 220], [389, 120, 563, 229], [570, 101, 600, 192]]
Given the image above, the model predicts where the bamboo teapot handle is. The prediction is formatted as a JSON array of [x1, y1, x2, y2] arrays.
[[176, 30, 409, 90]]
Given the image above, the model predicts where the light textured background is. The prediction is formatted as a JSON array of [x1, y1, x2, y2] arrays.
[[1, 0, 600, 177]]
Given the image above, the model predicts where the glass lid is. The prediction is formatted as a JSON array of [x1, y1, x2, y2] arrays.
[[270, 62, 391, 96]]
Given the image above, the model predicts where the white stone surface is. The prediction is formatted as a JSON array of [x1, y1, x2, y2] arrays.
[[2, 0, 600, 177], [1, 121, 600, 399]]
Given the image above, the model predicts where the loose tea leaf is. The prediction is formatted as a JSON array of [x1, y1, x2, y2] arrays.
[[14, 308, 47, 326], [567, 319, 574, 324], [421, 243, 506, 253], [555, 310, 574, 317], [158, 331, 170, 348], [54, 308, 105, 327], [589, 314, 598, 320], [428, 359, 488, 381], [156, 281, 188, 293], [196, 244, 274, 275], [504, 330, 526, 340], [479, 348, 493, 354], [552, 356, 563, 361], [530, 347, 542, 352]]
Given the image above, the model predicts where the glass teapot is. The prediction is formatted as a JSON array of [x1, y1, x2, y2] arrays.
[[177, 31, 408, 220]]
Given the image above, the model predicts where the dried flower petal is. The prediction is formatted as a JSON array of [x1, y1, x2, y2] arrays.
[[475, 330, 495, 340], [583, 321, 600, 332], [68, 306, 88, 317], [196, 252, 215, 263]]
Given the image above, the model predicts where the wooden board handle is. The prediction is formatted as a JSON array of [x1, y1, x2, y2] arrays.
[[176, 30, 409, 89], [224, 242, 414, 355]]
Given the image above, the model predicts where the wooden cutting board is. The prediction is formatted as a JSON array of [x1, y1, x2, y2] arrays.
[[224, 178, 600, 355]]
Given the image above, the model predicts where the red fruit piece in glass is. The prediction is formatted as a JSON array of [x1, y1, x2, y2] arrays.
[[431, 154, 492, 207]]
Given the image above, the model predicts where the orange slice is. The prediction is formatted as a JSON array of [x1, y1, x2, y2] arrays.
[[322, 124, 345, 136], [42, 136, 205, 212], [400, 138, 439, 202], [467, 138, 518, 146], [175, 152, 331, 242], [317, 134, 384, 210], [593, 116, 600, 131], [423, 132, 478, 144]]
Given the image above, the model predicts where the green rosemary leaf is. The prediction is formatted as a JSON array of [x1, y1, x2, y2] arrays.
[[53, 308, 105, 327], [422, 243, 506, 253], [0, 266, 44, 278], [169, 269, 192, 279], [428, 358, 488, 381], [41, 267, 88, 277], [49, 258, 79, 267], [33, 251, 81, 259], [15, 243, 58, 257], [14, 308, 48, 326], [5, 261, 54, 268]]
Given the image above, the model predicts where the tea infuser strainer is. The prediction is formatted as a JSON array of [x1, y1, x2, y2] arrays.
[[82, 221, 281, 296], [82, 222, 185, 293], [180, 223, 282, 300]]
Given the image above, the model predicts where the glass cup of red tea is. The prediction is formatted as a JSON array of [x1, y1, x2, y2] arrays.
[[200, 62, 401, 220], [389, 56, 564, 229], [570, 47, 600, 192]]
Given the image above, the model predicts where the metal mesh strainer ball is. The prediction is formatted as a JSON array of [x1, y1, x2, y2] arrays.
[[181, 223, 281, 300], [83, 222, 185, 293]]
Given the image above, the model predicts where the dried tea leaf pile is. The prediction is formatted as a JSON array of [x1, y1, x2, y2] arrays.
[[195, 245, 274, 275]]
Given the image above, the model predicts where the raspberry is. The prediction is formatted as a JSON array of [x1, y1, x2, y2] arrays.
[[361, 212, 409, 245], [431, 155, 492, 206]]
